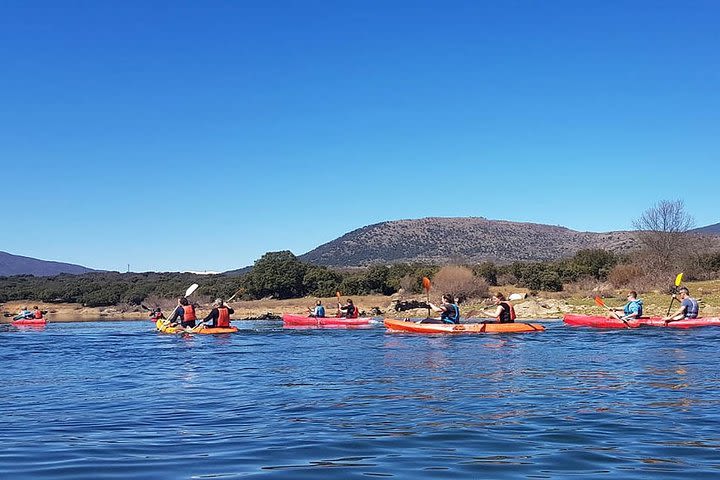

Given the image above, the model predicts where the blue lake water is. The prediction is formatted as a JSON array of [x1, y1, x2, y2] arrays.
[[1, 320, 720, 479]]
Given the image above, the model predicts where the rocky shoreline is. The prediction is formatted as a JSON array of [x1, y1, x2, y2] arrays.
[[3, 289, 718, 324]]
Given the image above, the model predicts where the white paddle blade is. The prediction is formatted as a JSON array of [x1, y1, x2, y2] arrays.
[[185, 283, 199, 297]]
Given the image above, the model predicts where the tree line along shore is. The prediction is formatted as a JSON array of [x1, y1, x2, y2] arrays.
[[3, 200, 719, 322]]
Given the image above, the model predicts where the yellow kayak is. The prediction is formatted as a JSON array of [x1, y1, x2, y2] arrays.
[[155, 319, 238, 335]]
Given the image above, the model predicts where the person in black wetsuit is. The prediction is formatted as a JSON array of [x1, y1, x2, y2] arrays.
[[338, 299, 359, 318]]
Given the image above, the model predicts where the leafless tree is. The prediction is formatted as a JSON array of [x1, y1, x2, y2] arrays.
[[632, 199, 695, 274]]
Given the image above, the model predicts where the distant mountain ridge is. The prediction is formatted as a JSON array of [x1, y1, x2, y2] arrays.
[[0, 251, 96, 277], [299, 217, 642, 267], [692, 223, 720, 234]]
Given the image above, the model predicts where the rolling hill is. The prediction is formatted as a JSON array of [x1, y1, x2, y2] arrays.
[[0, 251, 97, 277], [299, 217, 640, 267]]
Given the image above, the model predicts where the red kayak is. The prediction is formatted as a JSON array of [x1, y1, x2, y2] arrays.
[[564, 314, 720, 329], [282, 313, 375, 328], [12, 318, 48, 326]]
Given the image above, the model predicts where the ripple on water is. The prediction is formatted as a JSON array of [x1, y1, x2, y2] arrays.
[[2, 321, 720, 478]]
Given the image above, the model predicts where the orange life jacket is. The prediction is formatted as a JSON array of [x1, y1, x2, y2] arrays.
[[34, 309, 43, 319], [497, 302, 516, 323], [217, 306, 230, 327], [182, 305, 197, 321]]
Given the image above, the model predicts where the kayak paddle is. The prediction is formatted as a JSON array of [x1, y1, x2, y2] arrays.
[[594, 296, 631, 329], [185, 283, 199, 298], [227, 287, 244, 303], [336, 291, 342, 317], [422, 277, 431, 319], [665, 273, 684, 316], [160, 283, 200, 328]]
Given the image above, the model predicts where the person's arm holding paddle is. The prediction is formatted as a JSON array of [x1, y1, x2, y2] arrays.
[[166, 299, 183, 325], [611, 291, 643, 321], [428, 294, 461, 324], [662, 287, 698, 324], [663, 295, 685, 323]]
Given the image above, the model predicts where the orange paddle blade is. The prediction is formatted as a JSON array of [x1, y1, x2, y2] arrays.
[[336, 291, 341, 300], [422, 277, 431, 292], [594, 296, 606, 308]]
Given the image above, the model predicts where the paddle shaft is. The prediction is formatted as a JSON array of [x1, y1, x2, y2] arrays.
[[665, 273, 684, 316], [595, 297, 631, 329], [665, 296, 676, 317]]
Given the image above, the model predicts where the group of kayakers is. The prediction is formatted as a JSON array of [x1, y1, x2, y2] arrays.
[[607, 287, 700, 323], [15, 306, 45, 320], [425, 292, 516, 324], [13, 285, 703, 327], [304, 292, 517, 325], [151, 297, 235, 330], [308, 298, 360, 318], [301, 286, 701, 326]]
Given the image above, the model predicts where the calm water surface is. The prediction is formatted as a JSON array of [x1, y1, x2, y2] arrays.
[[1, 320, 719, 479]]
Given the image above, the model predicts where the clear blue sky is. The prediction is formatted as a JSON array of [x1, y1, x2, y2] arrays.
[[2, 1, 718, 272]]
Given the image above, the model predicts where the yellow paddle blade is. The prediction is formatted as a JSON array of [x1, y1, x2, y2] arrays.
[[594, 296, 606, 308], [675, 273, 684, 287], [422, 277, 431, 292]]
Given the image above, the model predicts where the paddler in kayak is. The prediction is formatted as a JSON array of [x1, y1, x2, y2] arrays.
[[200, 298, 235, 329], [338, 298, 359, 318], [16, 306, 32, 319], [149, 307, 165, 321], [607, 291, 643, 320], [662, 287, 699, 323], [481, 293, 516, 323], [423, 294, 460, 324], [166, 297, 198, 328], [32, 306, 45, 320], [308, 300, 325, 318]]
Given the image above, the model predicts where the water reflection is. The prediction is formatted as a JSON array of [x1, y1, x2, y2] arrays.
[[1, 321, 720, 479]]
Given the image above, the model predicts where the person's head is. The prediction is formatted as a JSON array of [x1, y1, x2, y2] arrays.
[[678, 287, 690, 297], [33, 306, 38, 310], [441, 294, 453, 304], [155, 308, 162, 313], [493, 293, 506, 304], [213, 298, 223, 307], [627, 291, 637, 300], [180, 297, 189, 306], [22, 306, 27, 310], [346, 299, 353, 305], [316, 300, 322, 306]]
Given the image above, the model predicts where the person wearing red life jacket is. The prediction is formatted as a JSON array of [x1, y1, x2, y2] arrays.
[[483, 293, 516, 323], [33, 306, 44, 319], [338, 298, 359, 318], [202, 298, 235, 328], [148, 308, 165, 321], [167, 297, 197, 328]]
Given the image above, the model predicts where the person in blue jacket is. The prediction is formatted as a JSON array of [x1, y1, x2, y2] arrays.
[[608, 291, 644, 320], [308, 300, 325, 318]]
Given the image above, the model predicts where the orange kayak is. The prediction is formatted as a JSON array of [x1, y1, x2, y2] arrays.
[[384, 318, 545, 334], [156, 320, 238, 334]]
